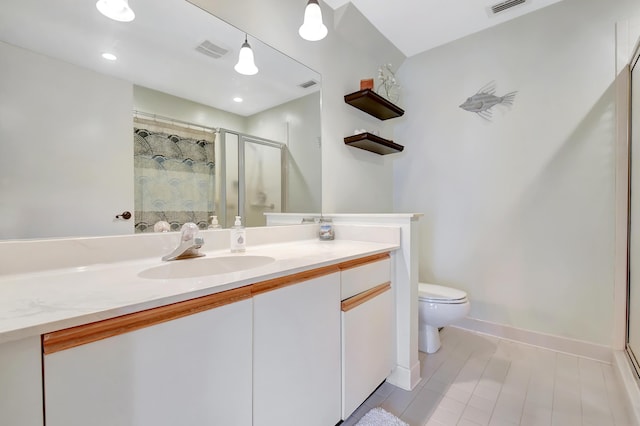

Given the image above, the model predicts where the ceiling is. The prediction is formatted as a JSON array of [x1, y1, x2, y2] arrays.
[[0, 0, 320, 117], [325, 0, 565, 57], [0, 0, 565, 116]]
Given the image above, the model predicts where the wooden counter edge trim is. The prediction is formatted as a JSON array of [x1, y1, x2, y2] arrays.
[[251, 264, 340, 297], [42, 285, 253, 355], [341, 282, 391, 312], [338, 252, 390, 271]]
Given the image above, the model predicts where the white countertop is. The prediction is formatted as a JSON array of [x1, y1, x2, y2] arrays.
[[0, 239, 398, 345]]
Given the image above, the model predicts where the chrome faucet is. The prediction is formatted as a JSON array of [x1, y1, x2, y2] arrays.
[[162, 223, 205, 261]]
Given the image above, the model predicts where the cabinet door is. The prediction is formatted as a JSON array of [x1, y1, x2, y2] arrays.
[[0, 336, 43, 426], [342, 286, 393, 419], [253, 272, 341, 426], [44, 298, 253, 426]]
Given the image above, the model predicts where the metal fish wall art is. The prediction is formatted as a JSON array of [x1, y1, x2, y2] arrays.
[[459, 82, 517, 120]]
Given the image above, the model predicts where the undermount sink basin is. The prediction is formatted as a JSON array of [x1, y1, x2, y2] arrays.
[[139, 255, 276, 279]]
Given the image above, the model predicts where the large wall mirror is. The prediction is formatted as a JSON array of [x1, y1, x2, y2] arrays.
[[0, 0, 321, 240]]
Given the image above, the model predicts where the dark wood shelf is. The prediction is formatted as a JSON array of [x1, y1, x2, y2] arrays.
[[344, 133, 404, 155], [344, 89, 404, 120]]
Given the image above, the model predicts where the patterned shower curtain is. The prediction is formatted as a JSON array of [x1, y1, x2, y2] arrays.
[[133, 115, 216, 233]]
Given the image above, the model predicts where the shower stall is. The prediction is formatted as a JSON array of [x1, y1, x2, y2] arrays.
[[627, 39, 640, 380], [215, 129, 286, 228], [133, 113, 285, 231]]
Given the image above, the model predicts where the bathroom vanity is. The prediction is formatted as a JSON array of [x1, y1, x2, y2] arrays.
[[0, 224, 403, 426]]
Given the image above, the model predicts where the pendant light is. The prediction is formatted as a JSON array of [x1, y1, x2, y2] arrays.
[[234, 35, 259, 76], [96, 0, 135, 22], [299, 0, 327, 41]]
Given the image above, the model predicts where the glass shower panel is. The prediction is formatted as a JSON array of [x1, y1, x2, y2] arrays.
[[224, 132, 239, 228], [629, 52, 640, 373], [243, 137, 283, 227]]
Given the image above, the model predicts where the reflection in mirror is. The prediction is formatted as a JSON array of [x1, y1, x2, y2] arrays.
[[133, 111, 217, 233], [217, 128, 286, 229], [0, 0, 321, 240]]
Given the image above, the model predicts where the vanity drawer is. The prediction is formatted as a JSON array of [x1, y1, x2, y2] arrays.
[[340, 254, 390, 301]]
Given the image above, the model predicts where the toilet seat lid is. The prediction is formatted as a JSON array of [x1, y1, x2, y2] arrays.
[[419, 283, 467, 302]]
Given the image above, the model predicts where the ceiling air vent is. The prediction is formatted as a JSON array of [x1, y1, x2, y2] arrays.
[[195, 40, 228, 59], [490, 0, 526, 15], [299, 79, 319, 89]]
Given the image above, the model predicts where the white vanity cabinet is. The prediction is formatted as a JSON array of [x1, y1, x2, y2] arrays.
[[340, 254, 393, 419], [0, 336, 43, 426], [30, 251, 393, 426], [42, 286, 254, 426], [253, 266, 342, 426]]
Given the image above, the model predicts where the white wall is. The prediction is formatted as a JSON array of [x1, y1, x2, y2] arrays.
[[247, 92, 322, 213], [133, 85, 247, 132], [0, 41, 134, 239], [188, 0, 406, 214], [616, 15, 640, 73], [394, 0, 640, 347]]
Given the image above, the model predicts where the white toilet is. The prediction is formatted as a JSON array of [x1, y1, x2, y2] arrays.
[[418, 283, 470, 353]]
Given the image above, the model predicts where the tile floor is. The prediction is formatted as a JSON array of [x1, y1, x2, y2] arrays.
[[342, 327, 635, 426]]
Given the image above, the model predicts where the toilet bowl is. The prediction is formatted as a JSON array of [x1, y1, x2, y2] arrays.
[[418, 283, 470, 354]]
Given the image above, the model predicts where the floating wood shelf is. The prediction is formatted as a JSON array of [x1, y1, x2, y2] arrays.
[[344, 89, 404, 120], [344, 133, 404, 155]]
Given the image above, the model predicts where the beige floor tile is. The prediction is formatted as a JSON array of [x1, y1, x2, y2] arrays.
[[352, 328, 635, 426]]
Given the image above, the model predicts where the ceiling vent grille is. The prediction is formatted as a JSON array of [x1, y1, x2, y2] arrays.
[[490, 0, 526, 14], [299, 79, 318, 89], [195, 40, 228, 59]]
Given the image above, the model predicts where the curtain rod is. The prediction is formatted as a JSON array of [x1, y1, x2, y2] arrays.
[[133, 110, 218, 133]]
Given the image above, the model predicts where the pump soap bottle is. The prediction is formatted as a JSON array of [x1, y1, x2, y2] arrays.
[[208, 215, 221, 229], [230, 216, 246, 252]]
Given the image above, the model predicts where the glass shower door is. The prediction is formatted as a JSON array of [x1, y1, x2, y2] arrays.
[[216, 129, 285, 228], [242, 136, 284, 227], [214, 130, 241, 228], [628, 48, 640, 374]]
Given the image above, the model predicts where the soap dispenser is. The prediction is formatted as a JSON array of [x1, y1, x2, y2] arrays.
[[230, 216, 246, 253], [208, 215, 221, 229]]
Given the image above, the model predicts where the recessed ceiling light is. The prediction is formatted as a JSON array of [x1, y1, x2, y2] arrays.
[[101, 52, 117, 61], [233, 97, 243, 103]]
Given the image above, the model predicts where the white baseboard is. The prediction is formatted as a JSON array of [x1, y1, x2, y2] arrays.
[[613, 350, 640, 425], [453, 317, 612, 363], [387, 360, 422, 391]]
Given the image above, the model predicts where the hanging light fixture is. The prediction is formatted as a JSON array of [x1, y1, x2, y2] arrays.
[[299, 0, 327, 41], [234, 35, 259, 76], [96, 0, 135, 22]]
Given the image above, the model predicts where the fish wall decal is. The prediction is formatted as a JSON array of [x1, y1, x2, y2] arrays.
[[459, 82, 517, 120]]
